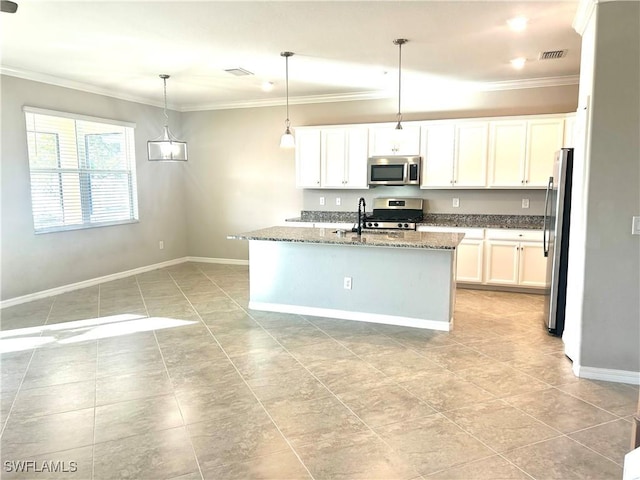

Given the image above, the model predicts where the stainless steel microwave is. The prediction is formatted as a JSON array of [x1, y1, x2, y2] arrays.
[[367, 156, 421, 186]]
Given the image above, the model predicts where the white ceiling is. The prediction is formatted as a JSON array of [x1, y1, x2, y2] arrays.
[[0, 1, 582, 112]]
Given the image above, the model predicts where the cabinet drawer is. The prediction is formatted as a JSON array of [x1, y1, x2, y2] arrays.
[[418, 226, 484, 239], [485, 229, 541, 242]]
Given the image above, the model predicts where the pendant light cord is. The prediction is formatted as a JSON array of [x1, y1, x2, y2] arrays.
[[160, 74, 170, 127], [397, 41, 402, 123], [285, 54, 290, 129], [393, 39, 407, 128]]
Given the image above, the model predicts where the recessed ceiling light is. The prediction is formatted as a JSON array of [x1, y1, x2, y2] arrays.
[[261, 81, 274, 92], [511, 57, 526, 69], [507, 16, 528, 32]]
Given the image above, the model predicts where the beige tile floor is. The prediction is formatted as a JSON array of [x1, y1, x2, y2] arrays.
[[0, 262, 637, 479]]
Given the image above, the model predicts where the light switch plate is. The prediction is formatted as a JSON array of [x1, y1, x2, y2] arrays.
[[632, 216, 640, 235], [452, 198, 460, 208], [319, 196, 325, 206], [522, 198, 530, 209], [336, 197, 341, 206]]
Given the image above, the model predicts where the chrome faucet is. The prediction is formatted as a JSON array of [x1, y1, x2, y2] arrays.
[[356, 197, 366, 235]]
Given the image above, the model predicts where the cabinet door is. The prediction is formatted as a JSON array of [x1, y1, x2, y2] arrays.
[[484, 240, 519, 285], [525, 118, 565, 187], [456, 239, 484, 283], [488, 121, 526, 187], [321, 129, 347, 188], [421, 124, 455, 188], [518, 242, 547, 287], [295, 129, 321, 188], [344, 128, 369, 189], [454, 123, 488, 187], [369, 125, 420, 156]]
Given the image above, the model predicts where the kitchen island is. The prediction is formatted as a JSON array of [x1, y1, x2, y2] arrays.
[[228, 226, 465, 331]]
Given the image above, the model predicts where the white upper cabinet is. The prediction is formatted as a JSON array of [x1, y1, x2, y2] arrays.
[[321, 127, 368, 189], [296, 127, 368, 189], [487, 116, 565, 188], [488, 120, 527, 187], [420, 123, 455, 188], [454, 122, 489, 187], [420, 122, 488, 188], [295, 129, 321, 188], [525, 118, 565, 187], [369, 125, 420, 156]]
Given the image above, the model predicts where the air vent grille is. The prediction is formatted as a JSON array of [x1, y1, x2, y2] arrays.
[[539, 50, 567, 60], [224, 68, 254, 76]]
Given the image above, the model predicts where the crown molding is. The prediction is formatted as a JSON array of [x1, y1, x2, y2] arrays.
[[0, 66, 169, 110], [2, 66, 579, 112]]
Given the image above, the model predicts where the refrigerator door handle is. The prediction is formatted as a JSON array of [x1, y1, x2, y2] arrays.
[[543, 176, 553, 257]]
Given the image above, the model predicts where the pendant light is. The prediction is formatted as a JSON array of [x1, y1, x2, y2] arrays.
[[393, 38, 408, 130], [147, 74, 188, 162], [280, 51, 295, 148]]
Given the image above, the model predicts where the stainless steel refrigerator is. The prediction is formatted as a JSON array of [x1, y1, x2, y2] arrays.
[[543, 147, 574, 336]]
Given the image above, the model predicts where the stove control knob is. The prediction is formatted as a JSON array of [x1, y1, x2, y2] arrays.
[[374, 222, 379, 227], [366, 222, 372, 227], [404, 223, 409, 228], [397, 223, 403, 228]]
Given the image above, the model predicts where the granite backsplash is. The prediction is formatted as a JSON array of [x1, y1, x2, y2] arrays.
[[288, 211, 544, 230]]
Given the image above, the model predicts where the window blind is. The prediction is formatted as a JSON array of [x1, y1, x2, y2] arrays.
[[24, 108, 139, 233]]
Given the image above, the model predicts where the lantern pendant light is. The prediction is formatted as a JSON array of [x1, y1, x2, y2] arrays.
[[393, 39, 408, 130], [147, 74, 188, 162], [280, 51, 295, 148]]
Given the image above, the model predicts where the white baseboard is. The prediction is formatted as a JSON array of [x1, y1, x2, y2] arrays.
[[248, 301, 451, 332], [573, 363, 640, 385], [0, 256, 248, 309], [187, 256, 249, 266]]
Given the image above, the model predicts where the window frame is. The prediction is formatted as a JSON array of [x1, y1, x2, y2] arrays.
[[23, 106, 139, 234]]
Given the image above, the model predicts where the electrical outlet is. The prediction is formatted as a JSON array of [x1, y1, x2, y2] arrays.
[[343, 276, 352, 290], [336, 197, 341, 206], [522, 198, 530, 209], [632, 216, 640, 235], [319, 196, 325, 206], [452, 198, 460, 208], [159, 240, 164, 250]]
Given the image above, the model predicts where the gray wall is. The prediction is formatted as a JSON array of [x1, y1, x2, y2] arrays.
[[577, 2, 640, 373], [1, 75, 577, 301], [184, 86, 577, 260], [1, 76, 189, 300]]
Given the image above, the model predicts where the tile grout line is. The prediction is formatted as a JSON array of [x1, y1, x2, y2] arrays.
[[139, 272, 206, 480], [0, 297, 57, 440], [91, 284, 100, 480], [165, 265, 316, 480]]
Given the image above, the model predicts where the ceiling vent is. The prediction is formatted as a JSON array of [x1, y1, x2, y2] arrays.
[[539, 50, 567, 60], [224, 68, 254, 76]]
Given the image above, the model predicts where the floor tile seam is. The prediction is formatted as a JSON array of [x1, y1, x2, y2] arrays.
[[567, 428, 628, 467], [151, 329, 205, 480], [162, 268, 314, 480], [0, 313, 49, 439], [190, 265, 425, 479], [91, 336, 99, 480], [420, 452, 525, 480], [439, 406, 566, 455], [549, 384, 631, 419]]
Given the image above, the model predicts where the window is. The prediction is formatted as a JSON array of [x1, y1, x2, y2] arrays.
[[24, 107, 139, 233]]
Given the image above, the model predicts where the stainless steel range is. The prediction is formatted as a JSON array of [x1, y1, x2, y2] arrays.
[[364, 197, 424, 230]]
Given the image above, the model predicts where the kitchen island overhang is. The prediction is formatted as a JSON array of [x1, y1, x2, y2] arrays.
[[228, 227, 465, 331]]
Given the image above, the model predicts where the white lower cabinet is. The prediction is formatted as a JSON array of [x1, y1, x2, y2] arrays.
[[484, 229, 547, 288], [418, 226, 547, 289], [417, 226, 484, 283]]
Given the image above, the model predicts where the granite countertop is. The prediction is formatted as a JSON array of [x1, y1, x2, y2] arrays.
[[228, 226, 465, 250], [286, 211, 543, 230]]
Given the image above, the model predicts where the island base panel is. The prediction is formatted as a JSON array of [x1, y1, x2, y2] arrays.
[[247, 241, 455, 330]]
